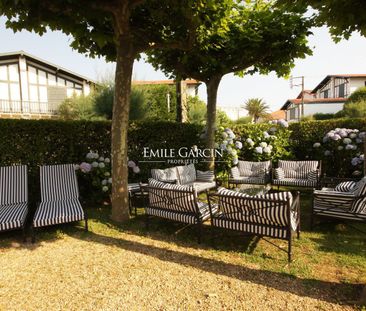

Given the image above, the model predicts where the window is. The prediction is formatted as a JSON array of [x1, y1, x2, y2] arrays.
[[334, 78, 348, 98], [0, 64, 21, 102], [322, 89, 329, 98]]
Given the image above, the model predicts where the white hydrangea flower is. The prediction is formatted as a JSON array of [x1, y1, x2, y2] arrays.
[[102, 179, 108, 185], [92, 161, 99, 168], [337, 146, 344, 150], [313, 142, 321, 148], [343, 138, 352, 145], [99, 162, 105, 168], [263, 146, 271, 154], [102, 186, 109, 192], [104, 158, 110, 163], [255, 147, 263, 154], [104, 172, 110, 177], [108, 178, 112, 184], [259, 142, 267, 148]]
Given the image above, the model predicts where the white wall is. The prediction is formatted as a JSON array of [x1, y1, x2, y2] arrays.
[[304, 103, 344, 116], [349, 77, 366, 93], [218, 106, 247, 120]]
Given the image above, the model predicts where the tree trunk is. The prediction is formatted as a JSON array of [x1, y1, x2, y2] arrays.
[[205, 76, 222, 170], [111, 36, 136, 223]]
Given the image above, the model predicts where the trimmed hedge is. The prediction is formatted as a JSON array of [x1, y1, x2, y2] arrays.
[[0, 118, 365, 190], [0, 119, 203, 183]]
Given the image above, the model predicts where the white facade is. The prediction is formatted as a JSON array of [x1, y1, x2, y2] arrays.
[[283, 75, 366, 122], [218, 106, 247, 120], [0, 51, 95, 117]]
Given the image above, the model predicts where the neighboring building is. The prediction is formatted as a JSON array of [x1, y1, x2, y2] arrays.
[[0, 51, 95, 119], [270, 109, 286, 120], [281, 74, 366, 122], [217, 106, 247, 120], [132, 79, 201, 97]]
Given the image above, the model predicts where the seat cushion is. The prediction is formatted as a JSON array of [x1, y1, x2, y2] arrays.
[[273, 178, 317, 187], [314, 204, 366, 221], [184, 181, 216, 193], [0, 203, 28, 231], [334, 181, 357, 192], [33, 199, 85, 228], [229, 176, 266, 185]]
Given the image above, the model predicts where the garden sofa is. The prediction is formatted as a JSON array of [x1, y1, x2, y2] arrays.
[[0, 165, 28, 240], [145, 178, 218, 243], [32, 164, 88, 242], [208, 187, 300, 262], [312, 177, 366, 226], [272, 160, 321, 188], [151, 163, 216, 193], [229, 160, 271, 187]]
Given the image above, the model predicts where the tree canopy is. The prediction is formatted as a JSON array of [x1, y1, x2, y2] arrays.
[[277, 0, 366, 41], [0, 0, 230, 222]]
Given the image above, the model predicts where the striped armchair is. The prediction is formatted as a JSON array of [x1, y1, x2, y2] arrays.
[[208, 188, 300, 262], [0, 165, 28, 240], [145, 178, 218, 243], [312, 177, 366, 227], [229, 160, 271, 187], [32, 164, 88, 242], [151, 163, 216, 193], [272, 160, 321, 188]]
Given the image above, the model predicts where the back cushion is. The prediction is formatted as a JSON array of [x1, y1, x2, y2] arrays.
[[238, 161, 270, 177], [176, 164, 196, 184], [41, 164, 79, 201], [151, 167, 178, 183], [148, 178, 197, 213], [354, 177, 366, 196], [0, 165, 28, 205], [279, 160, 318, 179]]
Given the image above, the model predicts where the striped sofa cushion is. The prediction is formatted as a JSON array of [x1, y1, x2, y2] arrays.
[[33, 199, 85, 228], [273, 178, 317, 187], [229, 176, 266, 185], [0, 165, 28, 205], [278, 160, 318, 179], [274, 168, 285, 180], [40, 164, 79, 201], [151, 167, 179, 184], [314, 205, 366, 221], [230, 167, 241, 179], [0, 203, 28, 231], [351, 177, 366, 213], [196, 170, 215, 182], [237, 161, 270, 178], [334, 181, 357, 192], [176, 164, 196, 184], [313, 190, 355, 210], [148, 179, 197, 214]]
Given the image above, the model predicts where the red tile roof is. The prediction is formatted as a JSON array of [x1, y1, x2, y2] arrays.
[[132, 79, 200, 85]]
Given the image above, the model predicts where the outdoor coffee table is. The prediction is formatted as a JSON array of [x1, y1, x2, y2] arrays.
[[233, 184, 271, 196], [128, 182, 148, 215]]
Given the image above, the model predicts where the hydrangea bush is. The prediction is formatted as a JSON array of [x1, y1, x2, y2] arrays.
[[76, 151, 140, 197], [239, 120, 291, 162], [215, 127, 243, 175], [312, 128, 365, 177]]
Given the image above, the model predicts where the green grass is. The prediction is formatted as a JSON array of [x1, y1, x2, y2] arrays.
[[0, 189, 365, 309]]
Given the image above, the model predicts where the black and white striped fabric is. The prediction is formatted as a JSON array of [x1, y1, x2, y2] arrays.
[[33, 164, 85, 228], [229, 177, 266, 185], [151, 167, 179, 184], [40, 164, 79, 201], [0, 165, 28, 231], [274, 168, 285, 180], [334, 181, 357, 192], [146, 179, 217, 224], [230, 167, 241, 179], [176, 164, 196, 184], [212, 187, 297, 238], [183, 181, 216, 193], [237, 161, 271, 178], [278, 160, 318, 179], [307, 170, 318, 181], [273, 178, 317, 187], [33, 199, 84, 227], [351, 177, 366, 214], [196, 170, 215, 182]]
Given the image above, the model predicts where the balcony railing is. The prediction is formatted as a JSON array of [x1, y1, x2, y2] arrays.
[[0, 100, 58, 114]]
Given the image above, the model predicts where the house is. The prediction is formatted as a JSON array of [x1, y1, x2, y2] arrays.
[[281, 74, 366, 121], [0, 51, 95, 119], [132, 79, 201, 97]]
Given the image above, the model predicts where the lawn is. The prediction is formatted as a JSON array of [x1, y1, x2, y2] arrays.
[[0, 190, 365, 310]]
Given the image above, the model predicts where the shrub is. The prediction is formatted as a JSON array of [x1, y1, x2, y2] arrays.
[[233, 116, 252, 124], [347, 86, 366, 103], [342, 101, 366, 118], [312, 128, 365, 177], [187, 96, 206, 125], [58, 94, 100, 120], [313, 113, 336, 120]]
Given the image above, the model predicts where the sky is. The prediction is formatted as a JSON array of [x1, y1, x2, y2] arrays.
[[1, 16, 366, 113]]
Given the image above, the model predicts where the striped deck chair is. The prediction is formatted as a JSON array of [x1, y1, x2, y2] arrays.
[[32, 164, 87, 242], [0, 165, 28, 240], [208, 188, 300, 262], [145, 178, 218, 243]]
